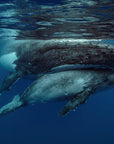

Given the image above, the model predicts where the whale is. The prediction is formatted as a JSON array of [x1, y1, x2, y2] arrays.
[[0, 69, 114, 117], [0, 39, 114, 94]]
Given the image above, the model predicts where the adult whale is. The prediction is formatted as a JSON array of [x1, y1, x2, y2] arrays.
[[0, 69, 114, 117], [0, 39, 114, 94]]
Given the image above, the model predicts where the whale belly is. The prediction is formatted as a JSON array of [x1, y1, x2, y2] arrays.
[[22, 71, 94, 104], [0, 52, 17, 72]]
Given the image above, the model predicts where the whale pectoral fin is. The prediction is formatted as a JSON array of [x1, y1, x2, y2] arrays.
[[0, 94, 23, 117], [58, 87, 95, 116], [0, 71, 22, 95]]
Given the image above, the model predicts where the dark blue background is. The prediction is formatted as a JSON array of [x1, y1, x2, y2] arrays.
[[0, 0, 114, 143]]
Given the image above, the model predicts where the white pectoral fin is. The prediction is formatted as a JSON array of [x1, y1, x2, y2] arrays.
[[0, 94, 23, 117], [0, 52, 17, 72]]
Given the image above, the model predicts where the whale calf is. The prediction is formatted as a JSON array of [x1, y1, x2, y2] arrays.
[[0, 69, 113, 117], [0, 39, 114, 94]]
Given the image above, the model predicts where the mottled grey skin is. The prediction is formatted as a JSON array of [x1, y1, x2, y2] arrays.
[[0, 70, 113, 117], [13, 39, 114, 73], [0, 39, 114, 94]]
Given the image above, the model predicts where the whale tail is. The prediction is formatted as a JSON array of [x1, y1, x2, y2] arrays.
[[0, 94, 23, 117]]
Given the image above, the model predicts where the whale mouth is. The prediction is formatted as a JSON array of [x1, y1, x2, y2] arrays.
[[0, 52, 17, 72]]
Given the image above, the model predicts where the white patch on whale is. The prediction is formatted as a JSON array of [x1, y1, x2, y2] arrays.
[[0, 52, 17, 72], [24, 71, 89, 103]]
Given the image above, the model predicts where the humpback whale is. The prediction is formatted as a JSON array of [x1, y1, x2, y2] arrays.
[[0, 39, 114, 95], [0, 69, 114, 117], [0, 39, 113, 116]]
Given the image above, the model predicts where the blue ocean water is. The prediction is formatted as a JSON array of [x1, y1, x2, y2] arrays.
[[0, 0, 114, 144]]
